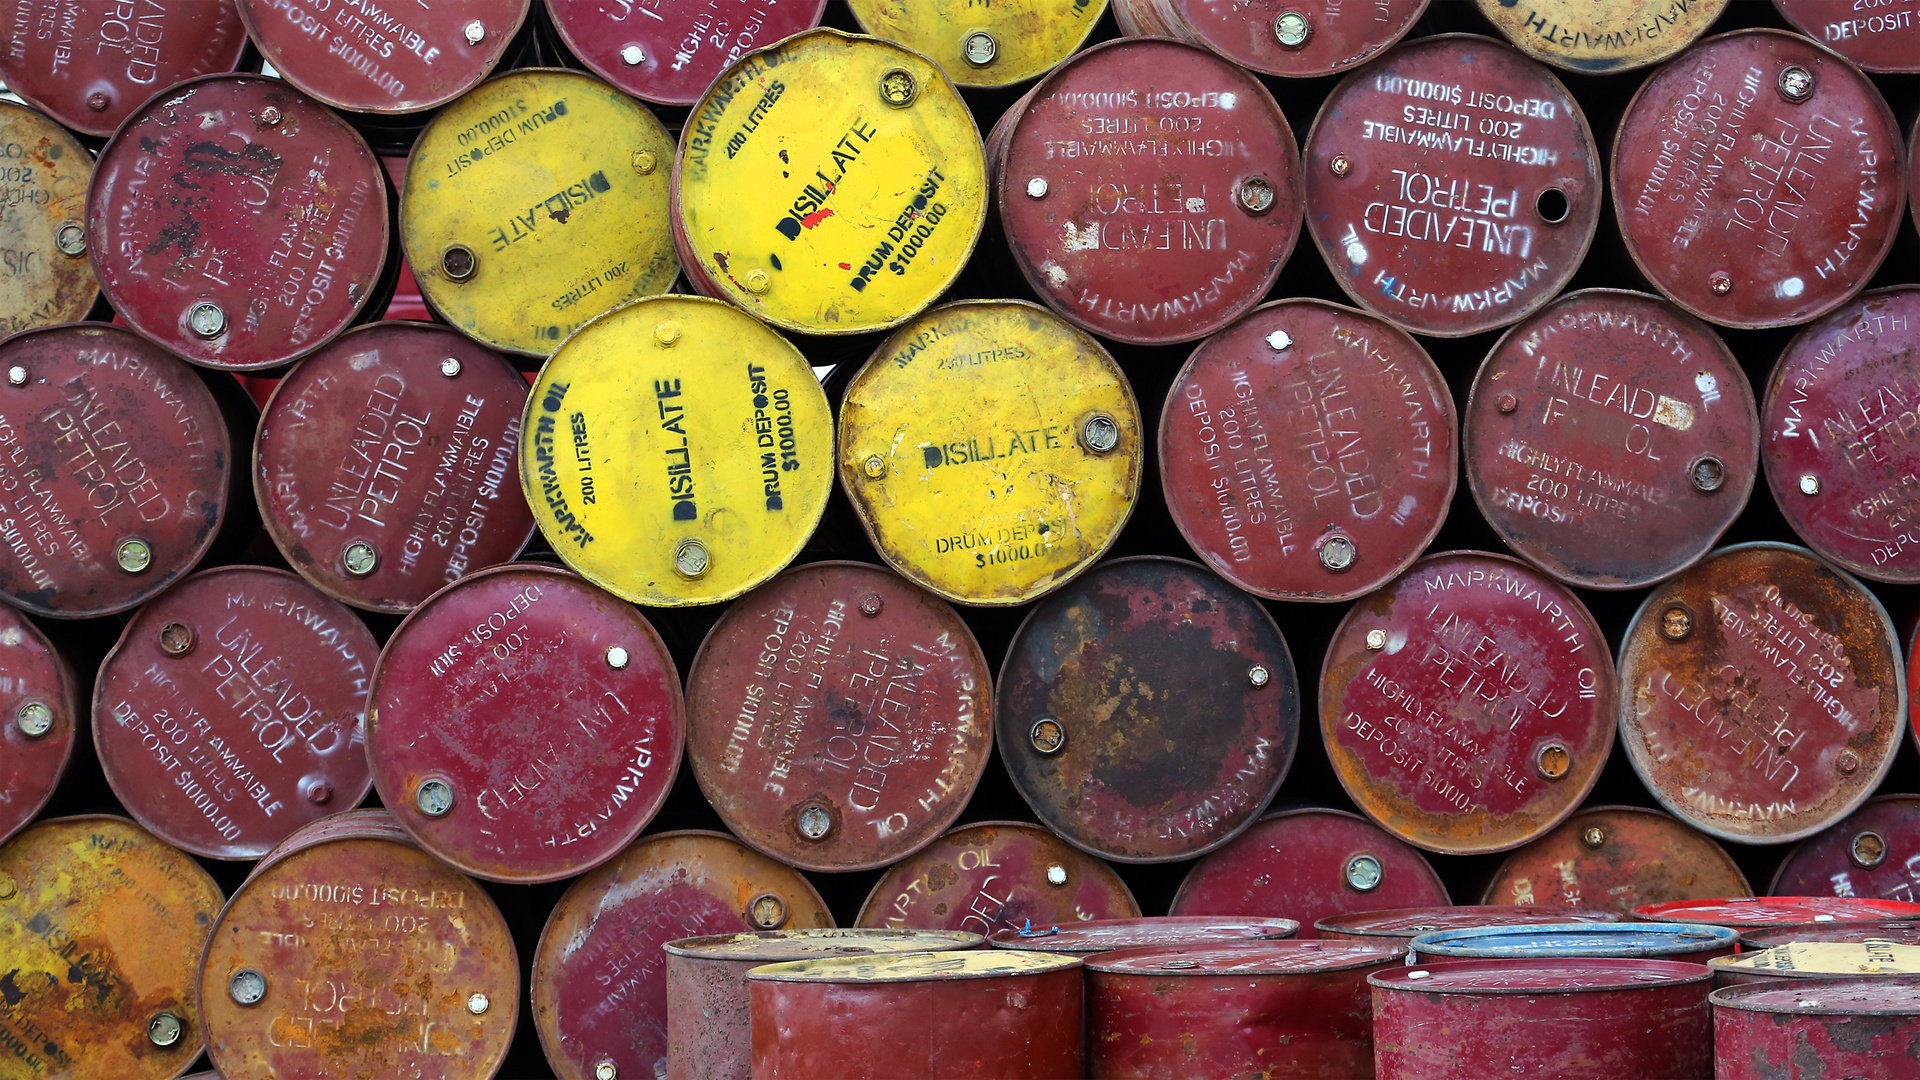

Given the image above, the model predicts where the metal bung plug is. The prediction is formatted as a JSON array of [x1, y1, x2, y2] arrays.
[[605, 646, 629, 670], [117, 537, 152, 573], [745, 269, 771, 295], [417, 778, 455, 817], [1248, 665, 1270, 687], [1330, 154, 1351, 177], [467, 992, 489, 1015], [1799, 474, 1821, 496], [55, 222, 85, 256], [859, 594, 884, 617], [1536, 743, 1570, 781], [15, 701, 52, 738], [147, 1012, 183, 1047], [1318, 535, 1355, 571], [634, 150, 657, 174], [6, 367, 24, 386], [1082, 413, 1119, 453], [440, 356, 463, 377], [654, 320, 681, 346], [1344, 853, 1383, 892], [342, 541, 377, 577], [188, 301, 226, 338], [230, 968, 267, 1006], [1365, 629, 1387, 650], [621, 45, 644, 65], [464, 20, 485, 44], [1659, 606, 1692, 641], [1030, 717, 1065, 754], [963, 31, 997, 66], [864, 455, 886, 479], [1581, 825, 1607, 849], [443, 245, 477, 281], [1026, 177, 1048, 198], [595, 1060, 619, 1080], [1274, 10, 1311, 48], [158, 621, 195, 656], [796, 802, 833, 840], [259, 106, 281, 126], [1849, 830, 1888, 869], [1689, 456, 1725, 493], [879, 68, 917, 107], [1237, 177, 1275, 214], [1778, 66, 1814, 101], [675, 539, 711, 578], [305, 780, 333, 805], [1709, 271, 1733, 296], [1045, 864, 1068, 886], [749, 892, 789, 929]]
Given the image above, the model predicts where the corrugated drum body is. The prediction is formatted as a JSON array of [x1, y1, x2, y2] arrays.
[[857, 820, 1140, 934], [1773, 794, 1920, 900], [1775, 0, 1920, 73], [1482, 805, 1752, 913], [237, 0, 526, 113], [0, 605, 76, 843], [850, 0, 1107, 88], [0, 0, 247, 136], [1116, 0, 1428, 78], [1713, 977, 1920, 1080], [0, 101, 97, 337], [547, 0, 827, 105], [1475, 0, 1729, 73]]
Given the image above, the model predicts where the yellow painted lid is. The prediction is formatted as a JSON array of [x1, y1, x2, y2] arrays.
[[0, 101, 97, 337], [847, 0, 1109, 88], [1712, 940, 1920, 976], [747, 949, 1079, 982]]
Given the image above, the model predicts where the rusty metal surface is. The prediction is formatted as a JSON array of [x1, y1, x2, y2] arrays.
[[1636, 896, 1920, 928], [0, 323, 229, 619], [1773, 794, 1920, 901], [997, 556, 1298, 863], [687, 561, 991, 872], [1616, 542, 1906, 844], [1481, 805, 1753, 914], [93, 566, 379, 859], [1318, 903, 1622, 941], [856, 820, 1140, 934], [368, 564, 684, 883], [550, 0, 828, 105], [1320, 550, 1615, 855], [985, 915, 1297, 955], [0, 100, 97, 338], [198, 811, 518, 1080], [236, 0, 527, 113], [0, 815, 222, 1080], [1745, 922, 1920, 949], [1160, 297, 1456, 602], [1713, 976, 1920, 1080], [1775, 0, 1920, 73], [1612, 29, 1907, 330], [1408, 922, 1739, 964], [1303, 35, 1600, 339], [532, 829, 832, 1080], [0, 604, 77, 844], [1475, 0, 1729, 74], [1171, 808, 1450, 938], [1115, 0, 1429, 78], [1466, 288, 1759, 590], [1711, 941, 1920, 985]]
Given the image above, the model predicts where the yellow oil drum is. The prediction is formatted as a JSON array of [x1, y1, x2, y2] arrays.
[[847, 0, 1109, 88], [403, 69, 679, 357], [839, 299, 1141, 605], [0, 101, 96, 337], [521, 295, 833, 607], [1475, 0, 1728, 74], [674, 29, 987, 336]]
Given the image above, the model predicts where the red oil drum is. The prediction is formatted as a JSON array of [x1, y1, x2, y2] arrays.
[[1113, 0, 1428, 78], [1318, 904, 1623, 943], [1773, 795, 1920, 901], [1474, 0, 1729, 74], [1636, 896, 1920, 930], [0, 100, 98, 338], [547, 0, 828, 105], [847, 0, 1109, 89], [1303, 35, 1600, 338], [1613, 29, 1906, 330], [1409, 922, 1740, 965], [1775, 0, 1920, 73], [0, 605, 77, 844], [985, 915, 1298, 955], [1086, 939, 1407, 1080], [1714, 977, 1920, 1080], [236, 0, 527, 114], [1746, 923, 1920, 950], [1370, 958, 1715, 1079], [1710, 941, 1920, 987], [1481, 804, 1754, 914], [857, 820, 1140, 935], [1159, 298, 1456, 602], [93, 565, 379, 859]]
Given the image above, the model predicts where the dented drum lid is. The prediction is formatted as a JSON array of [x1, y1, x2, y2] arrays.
[[1613, 29, 1906, 330], [838, 300, 1142, 606], [0, 606, 77, 844], [1775, 0, 1920, 73], [1616, 543, 1905, 844], [1113, 0, 1428, 78], [1466, 289, 1758, 590], [856, 820, 1140, 934], [849, 0, 1109, 88], [1712, 978, 1920, 1080], [1475, 0, 1729, 74], [1160, 298, 1455, 601], [1771, 795, 1920, 901], [993, 37, 1301, 346], [986, 915, 1299, 955], [1318, 904, 1623, 942], [520, 295, 834, 607], [547, 0, 827, 106], [0, 101, 98, 338], [236, 0, 527, 114], [1636, 896, 1920, 928], [1482, 805, 1753, 914]]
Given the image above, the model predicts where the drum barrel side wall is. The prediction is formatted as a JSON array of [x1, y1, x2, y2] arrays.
[[1089, 966, 1379, 1079], [1371, 980, 1712, 1079]]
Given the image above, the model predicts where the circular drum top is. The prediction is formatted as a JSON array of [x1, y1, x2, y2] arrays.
[[1370, 956, 1713, 993], [1115, 0, 1428, 79], [1411, 922, 1739, 959], [1713, 976, 1920, 1013], [1482, 804, 1753, 913], [675, 28, 987, 336], [1746, 923, 1920, 950], [1636, 896, 1920, 928], [1320, 550, 1615, 855], [857, 820, 1141, 934], [1087, 939, 1407, 975], [748, 949, 1077, 984], [368, 564, 684, 883], [1763, 288, 1920, 583], [1318, 904, 1622, 940], [548, 0, 827, 106], [1303, 35, 1599, 339], [665, 928, 982, 961], [0, 324, 229, 618], [0, 606, 77, 844], [1774, 0, 1920, 73], [1712, 941, 1920, 978], [995, 37, 1301, 346], [89, 75, 388, 371], [1613, 29, 1907, 330], [1772, 795, 1920, 900], [255, 321, 536, 612], [237, 0, 527, 114], [0, 0, 248, 136], [850, 0, 1108, 88], [1467, 289, 1758, 590], [1616, 543, 1906, 845], [520, 295, 834, 607], [1161, 298, 1455, 601], [997, 557, 1299, 863], [986, 916, 1298, 955], [1475, 0, 1729, 74], [0, 101, 98, 338]]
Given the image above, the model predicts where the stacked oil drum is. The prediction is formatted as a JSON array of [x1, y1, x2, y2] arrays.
[[10, 1, 1920, 1078]]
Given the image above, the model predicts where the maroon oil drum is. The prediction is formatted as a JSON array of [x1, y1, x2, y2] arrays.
[[1636, 896, 1920, 929], [547, 0, 827, 106], [236, 0, 527, 114], [857, 820, 1140, 935], [1087, 939, 1405, 1080], [1714, 977, 1920, 1080], [0, 605, 77, 844], [1159, 298, 1456, 602], [749, 950, 1083, 1080], [1113, 0, 1428, 78], [0, 99, 98, 338], [0, 323, 229, 618], [991, 37, 1302, 346], [367, 564, 682, 883], [1466, 288, 1758, 589], [532, 830, 833, 1080], [0, 0, 248, 137], [997, 556, 1297, 863], [89, 75, 390, 371], [1746, 923, 1920, 950], [686, 561, 992, 873], [93, 565, 379, 859], [1317, 903, 1623, 942], [1613, 29, 1906, 330], [1303, 35, 1600, 338], [1775, 0, 1920, 73], [1762, 287, 1920, 583], [1371, 958, 1715, 1079], [1171, 808, 1451, 939], [1481, 804, 1754, 914], [1773, 795, 1920, 902], [985, 915, 1298, 955], [1616, 542, 1905, 845]]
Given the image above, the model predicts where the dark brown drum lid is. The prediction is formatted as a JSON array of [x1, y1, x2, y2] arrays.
[[236, 0, 527, 114], [0, 100, 98, 338], [1114, 0, 1429, 79], [0, 605, 77, 844], [1481, 804, 1753, 914], [856, 820, 1140, 934], [0, 323, 229, 618], [547, 0, 828, 106], [1775, 0, 1920, 73], [1771, 794, 1920, 901], [93, 566, 380, 860]]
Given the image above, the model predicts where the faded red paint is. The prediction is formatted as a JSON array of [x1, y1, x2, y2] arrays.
[[0, 0, 247, 136], [0, 606, 77, 844], [547, 0, 827, 105], [1714, 977, 1920, 1080], [857, 821, 1140, 935], [1482, 805, 1753, 914], [1317, 904, 1623, 941], [236, 0, 527, 112], [1114, 0, 1428, 77]]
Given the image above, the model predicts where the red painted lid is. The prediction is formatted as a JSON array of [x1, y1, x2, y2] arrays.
[[1131, 0, 1428, 78], [1636, 896, 1920, 928], [1087, 938, 1407, 975], [986, 915, 1298, 955], [1774, 0, 1920, 73], [1371, 956, 1713, 992], [1713, 976, 1920, 1014], [546, 0, 827, 106], [857, 820, 1141, 935], [0, 605, 77, 843], [1772, 795, 1920, 900], [236, 0, 528, 113], [1318, 904, 1623, 939], [1743, 922, 1920, 950]]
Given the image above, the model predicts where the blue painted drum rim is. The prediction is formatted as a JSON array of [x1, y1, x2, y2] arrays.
[[1411, 921, 1738, 960]]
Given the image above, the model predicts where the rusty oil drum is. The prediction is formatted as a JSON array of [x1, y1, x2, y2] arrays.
[[0, 815, 222, 1080], [1465, 288, 1758, 590], [1085, 939, 1406, 1080], [1710, 941, 1920, 987], [749, 951, 1082, 1080], [1113, 0, 1428, 78], [198, 810, 518, 1080], [0, 605, 76, 844], [532, 830, 832, 1080], [0, 100, 97, 338], [1409, 922, 1740, 965], [0, 323, 229, 619], [1775, 0, 1920, 73], [93, 565, 379, 860], [663, 929, 982, 1080], [236, 0, 527, 114], [1714, 977, 1920, 1080], [1481, 804, 1753, 914], [1616, 542, 1906, 845], [546, 0, 827, 105], [984, 915, 1299, 955], [1612, 29, 1907, 330], [1746, 923, 1920, 950], [686, 561, 991, 873], [849, 0, 1107, 88], [367, 564, 684, 883], [1317, 903, 1624, 943], [997, 556, 1298, 863], [1160, 298, 1455, 602], [857, 820, 1140, 935], [1303, 35, 1600, 339], [1370, 958, 1715, 1079], [1773, 794, 1920, 901], [1636, 896, 1920, 930], [1474, 0, 1729, 74], [991, 37, 1301, 346]]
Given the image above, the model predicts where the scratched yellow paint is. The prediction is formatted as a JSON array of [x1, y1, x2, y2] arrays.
[[1714, 940, 1920, 975], [521, 296, 832, 607], [839, 300, 1141, 606], [676, 29, 986, 335], [750, 948, 1077, 982], [848, 0, 1109, 87], [403, 70, 679, 357], [1474, 0, 1728, 74]]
